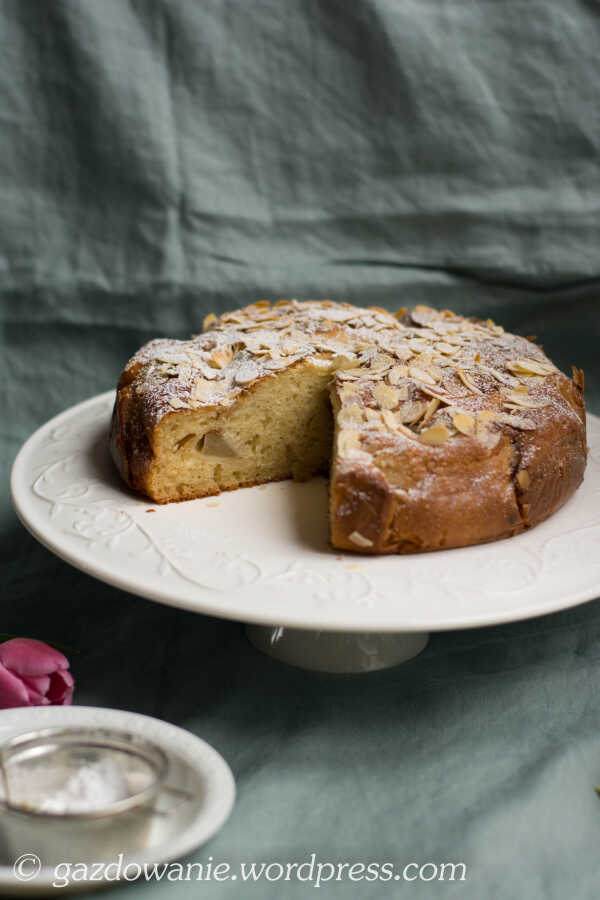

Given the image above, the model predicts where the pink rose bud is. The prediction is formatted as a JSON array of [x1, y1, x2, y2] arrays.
[[0, 638, 74, 709]]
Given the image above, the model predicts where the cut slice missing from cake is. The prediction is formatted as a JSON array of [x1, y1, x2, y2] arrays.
[[110, 300, 586, 553]]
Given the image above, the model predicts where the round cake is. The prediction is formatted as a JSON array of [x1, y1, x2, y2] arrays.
[[110, 301, 586, 553]]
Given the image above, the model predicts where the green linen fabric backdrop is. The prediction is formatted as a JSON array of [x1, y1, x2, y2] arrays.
[[2, 1, 600, 897]]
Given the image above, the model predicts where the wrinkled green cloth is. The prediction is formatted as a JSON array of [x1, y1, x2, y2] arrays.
[[2, 1, 600, 897]]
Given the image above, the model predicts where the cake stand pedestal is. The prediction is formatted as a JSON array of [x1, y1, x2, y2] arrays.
[[246, 625, 429, 673]]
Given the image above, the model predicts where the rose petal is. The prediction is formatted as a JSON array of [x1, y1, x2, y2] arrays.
[[0, 639, 69, 677], [24, 685, 50, 706], [0, 663, 30, 709], [47, 669, 75, 705], [21, 675, 51, 696]]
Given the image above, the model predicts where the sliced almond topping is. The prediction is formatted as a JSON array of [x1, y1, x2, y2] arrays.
[[234, 362, 261, 385], [280, 340, 301, 356], [168, 396, 188, 409], [158, 363, 179, 378], [373, 383, 400, 410], [197, 363, 219, 380], [191, 378, 218, 402], [517, 470, 531, 490], [203, 313, 218, 331], [504, 391, 547, 409], [349, 531, 374, 549], [420, 386, 450, 404], [364, 408, 382, 425], [408, 366, 437, 386], [435, 341, 455, 355], [453, 412, 475, 435], [380, 410, 419, 439], [338, 431, 361, 455], [409, 305, 439, 327], [380, 409, 397, 430], [391, 345, 412, 363], [478, 365, 515, 387], [422, 397, 441, 424], [339, 382, 361, 398], [456, 367, 483, 395], [420, 424, 450, 446], [506, 358, 555, 377], [388, 365, 409, 385], [175, 363, 192, 381], [399, 400, 428, 425], [478, 409, 497, 423], [395, 422, 419, 440], [263, 354, 286, 371], [337, 367, 365, 381], [340, 404, 365, 425], [220, 312, 246, 324], [369, 353, 393, 371], [209, 347, 234, 369]]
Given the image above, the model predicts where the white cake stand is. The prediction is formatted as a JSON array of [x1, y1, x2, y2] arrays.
[[11, 392, 600, 673]]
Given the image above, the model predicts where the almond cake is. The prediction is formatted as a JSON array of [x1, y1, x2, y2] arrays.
[[110, 301, 586, 553]]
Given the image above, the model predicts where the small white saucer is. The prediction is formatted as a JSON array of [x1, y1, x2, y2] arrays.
[[0, 707, 235, 895]]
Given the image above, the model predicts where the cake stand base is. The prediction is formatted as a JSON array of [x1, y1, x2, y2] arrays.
[[245, 625, 429, 673]]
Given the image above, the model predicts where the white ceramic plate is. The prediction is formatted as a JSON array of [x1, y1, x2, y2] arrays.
[[10, 391, 600, 632], [0, 706, 235, 895]]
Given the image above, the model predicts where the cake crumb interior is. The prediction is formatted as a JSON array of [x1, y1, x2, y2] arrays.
[[149, 361, 335, 501]]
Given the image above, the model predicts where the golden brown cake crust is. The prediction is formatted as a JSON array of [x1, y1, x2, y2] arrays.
[[110, 301, 586, 554]]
